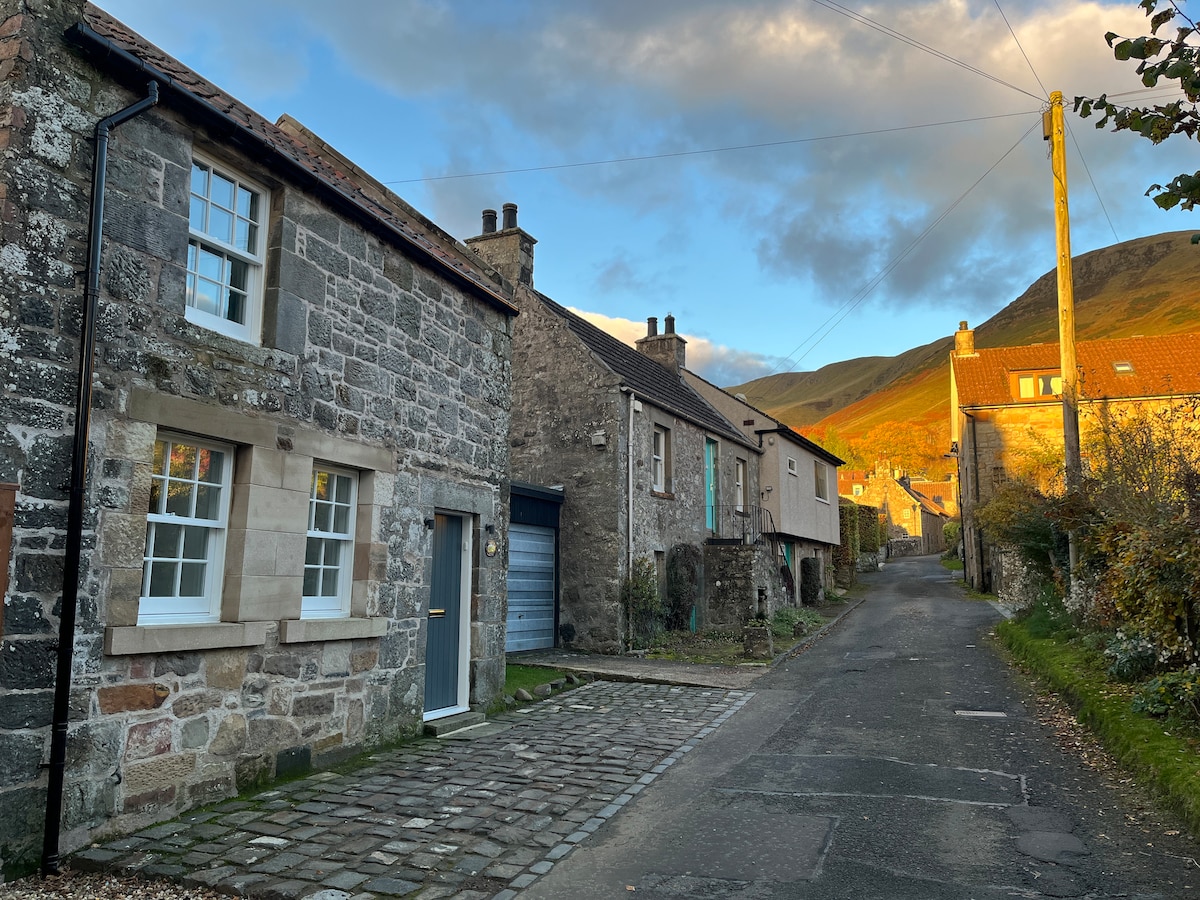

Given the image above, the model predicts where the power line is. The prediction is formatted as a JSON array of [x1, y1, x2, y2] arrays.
[[807, 0, 1044, 101], [383, 111, 1037, 185], [745, 117, 1043, 401], [1065, 118, 1121, 244], [993, 0, 1048, 99]]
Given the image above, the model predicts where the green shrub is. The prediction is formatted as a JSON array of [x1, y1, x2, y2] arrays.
[[834, 500, 860, 587], [800, 557, 821, 605], [943, 520, 962, 550], [1103, 631, 1160, 682], [623, 557, 665, 650], [770, 606, 825, 639], [665, 543, 702, 632], [1132, 668, 1200, 721], [1018, 583, 1076, 640]]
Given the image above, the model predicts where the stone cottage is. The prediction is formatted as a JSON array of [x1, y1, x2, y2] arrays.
[[0, 2, 515, 875], [950, 322, 1200, 592], [837, 465, 948, 557], [466, 210, 780, 652]]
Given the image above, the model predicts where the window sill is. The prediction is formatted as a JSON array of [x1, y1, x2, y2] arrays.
[[651, 490, 675, 500], [105, 621, 269, 656], [280, 617, 388, 644]]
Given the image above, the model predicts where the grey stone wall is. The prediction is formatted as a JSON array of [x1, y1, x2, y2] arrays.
[[506, 289, 761, 652], [508, 291, 626, 651], [703, 543, 784, 629], [0, 4, 511, 875]]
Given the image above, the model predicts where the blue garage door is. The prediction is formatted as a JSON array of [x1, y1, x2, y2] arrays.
[[506, 523, 556, 651]]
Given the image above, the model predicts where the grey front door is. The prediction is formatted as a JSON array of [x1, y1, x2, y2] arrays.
[[425, 513, 463, 714]]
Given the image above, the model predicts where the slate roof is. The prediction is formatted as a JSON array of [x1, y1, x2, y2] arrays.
[[73, 5, 515, 315], [953, 332, 1200, 408], [534, 294, 756, 449]]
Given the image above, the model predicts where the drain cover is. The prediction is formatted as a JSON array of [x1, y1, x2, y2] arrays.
[[954, 709, 1008, 718]]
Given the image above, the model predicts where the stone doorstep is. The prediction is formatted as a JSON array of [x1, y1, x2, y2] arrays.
[[423, 710, 487, 737]]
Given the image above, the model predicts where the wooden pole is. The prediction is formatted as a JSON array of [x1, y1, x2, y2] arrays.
[[1046, 91, 1082, 571]]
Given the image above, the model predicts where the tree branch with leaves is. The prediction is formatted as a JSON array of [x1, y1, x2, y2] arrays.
[[1075, 0, 1200, 210]]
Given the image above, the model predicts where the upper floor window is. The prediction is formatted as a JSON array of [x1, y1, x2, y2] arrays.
[[787, 457, 798, 476], [140, 435, 232, 625], [735, 458, 746, 512], [188, 159, 266, 343], [1015, 371, 1061, 400], [652, 425, 671, 493], [814, 461, 829, 502], [303, 466, 358, 619], [852, 483, 864, 497]]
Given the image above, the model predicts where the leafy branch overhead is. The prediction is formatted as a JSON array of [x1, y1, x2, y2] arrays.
[[1075, 0, 1200, 210]]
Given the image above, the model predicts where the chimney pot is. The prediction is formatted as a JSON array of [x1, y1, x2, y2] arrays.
[[502, 203, 518, 229], [481, 209, 497, 234], [646, 317, 658, 337], [664, 314, 675, 335]]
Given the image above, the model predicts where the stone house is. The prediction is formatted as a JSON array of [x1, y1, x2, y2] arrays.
[[0, 2, 516, 875], [950, 323, 1200, 591], [682, 373, 843, 601], [466, 211, 773, 652], [837, 466, 949, 557]]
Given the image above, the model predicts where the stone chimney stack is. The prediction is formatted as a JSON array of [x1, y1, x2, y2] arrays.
[[954, 320, 976, 357], [465, 202, 537, 287], [636, 312, 687, 373]]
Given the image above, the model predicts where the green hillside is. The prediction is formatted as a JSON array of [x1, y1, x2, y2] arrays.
[[731, 231, 1200, 469]]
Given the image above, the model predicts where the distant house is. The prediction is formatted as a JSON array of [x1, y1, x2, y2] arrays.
[[0, 2, 515, 873], [950, 322, 1200, 591], [683, 374, 844, 601], [467, 211, 786, 652], [837, 466, 948, 556]]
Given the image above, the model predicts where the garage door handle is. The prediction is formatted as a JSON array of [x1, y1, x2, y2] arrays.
[[429, 608, 446, 617]]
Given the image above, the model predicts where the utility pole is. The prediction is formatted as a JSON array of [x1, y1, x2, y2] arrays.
[[1044, 91, 1082, 572]]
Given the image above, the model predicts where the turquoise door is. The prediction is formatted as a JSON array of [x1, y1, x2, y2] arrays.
[[705, 439, 718, 531], [425, 514, 463, 714]]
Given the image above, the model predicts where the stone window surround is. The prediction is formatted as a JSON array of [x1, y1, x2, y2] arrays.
[[104, 389, 393, 656]]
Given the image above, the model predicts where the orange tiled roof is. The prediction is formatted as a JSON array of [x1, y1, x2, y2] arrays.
[[75, 5, 515, 315], [953, 332, 1200, 407]]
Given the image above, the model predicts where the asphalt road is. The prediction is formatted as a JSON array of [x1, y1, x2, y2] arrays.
[[523, 555, 1200, 899]]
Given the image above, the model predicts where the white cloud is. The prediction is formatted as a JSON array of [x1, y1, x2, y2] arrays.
[[569, 308, 781, 385]]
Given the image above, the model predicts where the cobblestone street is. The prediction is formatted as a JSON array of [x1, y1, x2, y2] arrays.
[[72, 682, 752, 899]]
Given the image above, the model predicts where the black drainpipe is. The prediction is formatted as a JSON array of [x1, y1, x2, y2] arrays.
[[41, 81, 159, 877]]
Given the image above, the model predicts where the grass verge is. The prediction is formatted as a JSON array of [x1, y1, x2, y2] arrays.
[[997, 618, 1200, 835], [505, 663, 568, 696]]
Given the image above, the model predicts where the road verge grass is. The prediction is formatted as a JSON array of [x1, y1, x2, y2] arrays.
[[997, 618, 1200, 835]]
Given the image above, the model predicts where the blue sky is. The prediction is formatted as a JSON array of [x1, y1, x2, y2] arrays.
[[98, 0, 1199, 386]]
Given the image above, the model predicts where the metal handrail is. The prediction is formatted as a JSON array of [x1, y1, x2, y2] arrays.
[[707, 504, 775, 545]]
